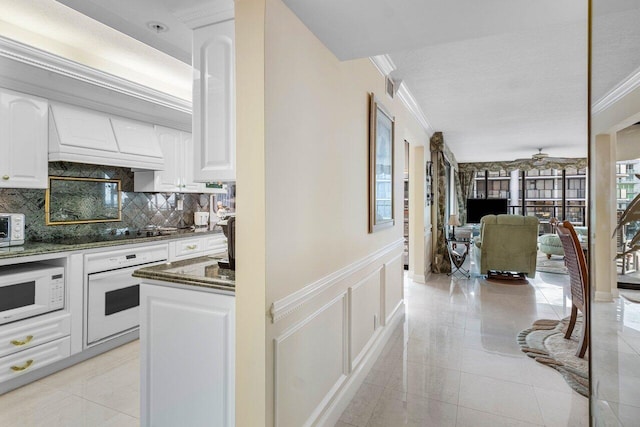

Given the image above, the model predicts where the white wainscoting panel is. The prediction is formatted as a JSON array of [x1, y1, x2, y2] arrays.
[[384, 254, 404, 325], [270, 238, 404, 427], [348, 268, 382, 369], [270, 240, 403, 323], [274, 294, 347, 427]]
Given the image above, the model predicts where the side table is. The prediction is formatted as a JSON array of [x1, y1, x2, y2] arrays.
[[446, 237, 470, 278]]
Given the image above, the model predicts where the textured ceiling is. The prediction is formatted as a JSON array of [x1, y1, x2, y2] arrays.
[[0, 0, 192, 100], [281, 0, 585, 61], [389, 21, 588, 162], [2, 0, 638, 164], [592, 6, 640, 102], [282, 0, 589, 163], [56, 0, 195, 64]]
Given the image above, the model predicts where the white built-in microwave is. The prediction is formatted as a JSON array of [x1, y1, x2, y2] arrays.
[[0, 263, 65, 326]]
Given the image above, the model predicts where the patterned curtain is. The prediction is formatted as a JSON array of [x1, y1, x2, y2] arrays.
[[457, 169, 476, 225], [458, 158, 587, 173], [430, 132, 451, 274]]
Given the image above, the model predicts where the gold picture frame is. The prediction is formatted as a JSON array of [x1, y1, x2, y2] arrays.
[[369, 93, 395, 233], [45, 177, 122, 225]]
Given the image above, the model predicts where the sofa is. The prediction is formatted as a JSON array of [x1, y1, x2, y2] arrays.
[[538, 226, 587, 258], [473, 214, 539, 278]]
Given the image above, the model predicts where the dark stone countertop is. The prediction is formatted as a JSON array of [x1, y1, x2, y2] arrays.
[[132, 256, 235, 293], [0, 229, 225, 261]]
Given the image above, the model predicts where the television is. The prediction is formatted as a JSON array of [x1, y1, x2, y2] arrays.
[[466, 198, 509, 224]]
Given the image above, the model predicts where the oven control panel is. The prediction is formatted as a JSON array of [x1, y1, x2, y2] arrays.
[[85, 244, 169, 274]]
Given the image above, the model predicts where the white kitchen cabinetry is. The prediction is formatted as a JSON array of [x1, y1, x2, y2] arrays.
[[193, 19, 236, 183], [0, 312, 71, 382], [168, 234, 227, 261], [0, 337, 70, 383], [134, 126, 206, 193], [0, 88, 48, 189], [140, 284, 235, 427], [49, 103, 164, 170]]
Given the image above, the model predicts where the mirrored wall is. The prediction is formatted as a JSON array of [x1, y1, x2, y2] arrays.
[[591, 1, 640, 424]]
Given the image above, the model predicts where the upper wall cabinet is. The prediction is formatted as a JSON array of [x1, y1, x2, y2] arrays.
[[0, 88, 48, 189], [49, 103, 164, 170], [134, 126, 220, 193], [192, 19, 236, 183]]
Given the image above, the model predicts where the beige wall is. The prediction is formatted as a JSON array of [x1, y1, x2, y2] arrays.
[[235, 0, 267, 425], [263, 0, 429, 302], [235, 0, 430, 424]]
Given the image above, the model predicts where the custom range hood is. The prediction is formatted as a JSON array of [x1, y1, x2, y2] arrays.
[[48, 102, 164, 170]]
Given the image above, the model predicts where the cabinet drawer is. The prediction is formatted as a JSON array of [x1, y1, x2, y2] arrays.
[[0, 313, 71, 358], [0, 336, 70, 382], [170, 238, 204, 261], [203, 236, 227, 256]]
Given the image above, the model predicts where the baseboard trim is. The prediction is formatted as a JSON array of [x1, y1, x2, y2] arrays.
[[411, 273, 426, 284], [594, 291, 613, 302], [314, 303, 405, 427]]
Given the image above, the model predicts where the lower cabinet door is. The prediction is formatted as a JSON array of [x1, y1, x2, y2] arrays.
[[0, 336, 70, 383], [140, 284, 235, 427]]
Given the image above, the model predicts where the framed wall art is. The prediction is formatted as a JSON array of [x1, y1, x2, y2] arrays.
[[369, 93, 395, 233], [46, 176, 122, 225]]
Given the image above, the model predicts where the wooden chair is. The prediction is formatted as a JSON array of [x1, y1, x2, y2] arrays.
[[556, 221, 589, 358]]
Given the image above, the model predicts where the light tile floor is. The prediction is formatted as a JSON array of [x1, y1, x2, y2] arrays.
[[336, 269, 590, 427], [591, 289, 640, 426], [0, 266, 596, 427], [0, 339, 140, 427]]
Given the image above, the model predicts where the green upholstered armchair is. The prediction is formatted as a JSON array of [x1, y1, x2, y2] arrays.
[[473, 214, 540, 277]]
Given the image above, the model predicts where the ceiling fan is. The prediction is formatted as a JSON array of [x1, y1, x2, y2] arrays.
[[513, 148, 582, 168]]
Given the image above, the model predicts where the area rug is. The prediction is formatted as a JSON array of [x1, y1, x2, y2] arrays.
[[620, 290, 640, 304], [536, 253, 568, 275], [618, 271, 640, 286], [517, 317, 588, 397]]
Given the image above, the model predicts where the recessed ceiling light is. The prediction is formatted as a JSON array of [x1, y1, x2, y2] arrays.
[[146, 21, 169, 33]]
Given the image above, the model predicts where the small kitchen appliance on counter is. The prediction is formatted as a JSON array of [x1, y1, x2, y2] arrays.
[[0, 213, 25, 247], [194, 212, 210, 229]]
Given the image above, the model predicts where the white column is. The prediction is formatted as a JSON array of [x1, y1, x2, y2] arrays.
[[593, 133, 618, 301], [510, 169, 520, 213], [409, 145, 427, 283]]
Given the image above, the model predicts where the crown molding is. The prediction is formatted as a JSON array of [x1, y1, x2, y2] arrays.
[[0, 36, 191, 115], [369, 55, 396, 76], [173, 0, 234, 29], [396, 82, 434, 137], [592, 65, 640, 116], [370, 54, 433, 137]]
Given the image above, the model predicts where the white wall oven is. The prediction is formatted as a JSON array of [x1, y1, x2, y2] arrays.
[[0, 263, 64, 325], [85, 245, 167, 347]]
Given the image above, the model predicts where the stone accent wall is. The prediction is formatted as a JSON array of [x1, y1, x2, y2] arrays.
[[0, 162, 235, 242]]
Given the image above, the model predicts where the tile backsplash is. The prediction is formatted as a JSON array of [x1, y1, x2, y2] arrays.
[[0, 162, 235, 242]]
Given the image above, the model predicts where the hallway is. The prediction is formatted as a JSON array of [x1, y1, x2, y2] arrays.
[[336, 271, 589, 426]]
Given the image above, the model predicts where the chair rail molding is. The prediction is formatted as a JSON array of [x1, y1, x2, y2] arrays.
[[0, 36, 191, 115], [269, 239, 403, 323]]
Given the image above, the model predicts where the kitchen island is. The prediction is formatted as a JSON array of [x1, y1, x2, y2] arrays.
[[134, 256, 235, 427]]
